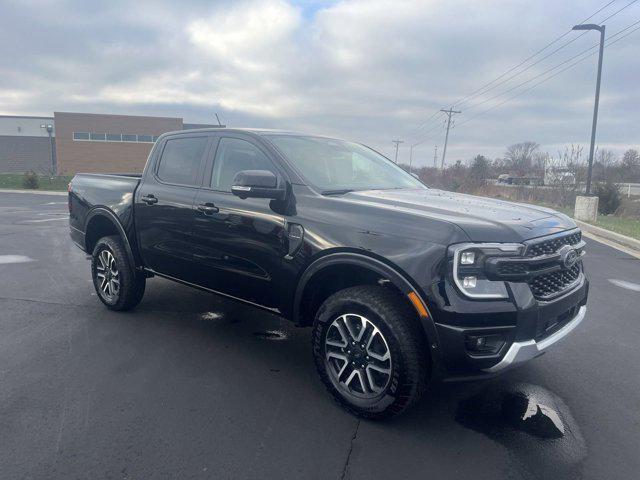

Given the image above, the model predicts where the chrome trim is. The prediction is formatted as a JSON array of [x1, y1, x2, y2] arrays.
[[482, 305, 587, 373]]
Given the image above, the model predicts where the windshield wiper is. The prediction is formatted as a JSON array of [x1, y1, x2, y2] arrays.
[[321, 189, 355, 196]]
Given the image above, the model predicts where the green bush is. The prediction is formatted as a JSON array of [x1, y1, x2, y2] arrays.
[[594, 182, 621, 215], [22, 171, 39, 189]]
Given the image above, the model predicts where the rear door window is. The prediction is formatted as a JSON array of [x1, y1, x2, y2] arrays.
[[156, 136, 208, 186]]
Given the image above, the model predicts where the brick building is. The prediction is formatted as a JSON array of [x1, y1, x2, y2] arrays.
[[54, 112, 182, 175], [0, 112, 215, 175]]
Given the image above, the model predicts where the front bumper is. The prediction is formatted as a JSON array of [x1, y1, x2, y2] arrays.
[[482, 305, 586, 373], [430, 271, 589, 379]]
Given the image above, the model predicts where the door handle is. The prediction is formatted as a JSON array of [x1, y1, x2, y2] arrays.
[[197, 202, 219, 215], [142, 194, 158, 205]]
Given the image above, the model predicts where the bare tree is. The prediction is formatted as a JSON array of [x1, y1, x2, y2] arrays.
[[593, 148, 620, 183], [504, 141, 541, 176], [621, 149, 640, 182]]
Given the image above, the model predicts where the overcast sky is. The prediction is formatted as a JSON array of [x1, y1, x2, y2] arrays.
[[1, 0, 638, 166]]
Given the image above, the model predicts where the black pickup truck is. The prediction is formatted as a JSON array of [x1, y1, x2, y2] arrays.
[[69, 128, 588, 418]]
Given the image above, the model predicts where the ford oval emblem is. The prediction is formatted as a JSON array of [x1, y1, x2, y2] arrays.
[[559, 245, 578, 269]]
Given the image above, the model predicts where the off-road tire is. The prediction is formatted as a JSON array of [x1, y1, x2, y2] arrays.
[[91, 235, 145, 311], [312, 285, 429, 419]]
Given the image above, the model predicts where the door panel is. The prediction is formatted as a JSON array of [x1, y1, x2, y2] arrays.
[[135, 134, 210, 281], [191, 136, 288, 310], [136, 182, 200, 280]]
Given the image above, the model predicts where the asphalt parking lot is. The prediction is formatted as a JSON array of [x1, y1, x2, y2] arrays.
[[1, 191, 639, 480]]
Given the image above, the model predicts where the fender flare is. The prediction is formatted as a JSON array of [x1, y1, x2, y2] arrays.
[[85, 207, 138, 269], [293, 252, 440, 348]]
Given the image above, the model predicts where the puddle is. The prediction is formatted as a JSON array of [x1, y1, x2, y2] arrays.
[[456, 383, 586, 479], [253, 330, 288, 341]]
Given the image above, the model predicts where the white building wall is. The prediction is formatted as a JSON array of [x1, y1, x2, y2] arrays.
[[0, 116, 55, 137]]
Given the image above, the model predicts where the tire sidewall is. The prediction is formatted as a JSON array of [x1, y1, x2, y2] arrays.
[[91, 237, 127, 308], [314, 297, 410, 415]]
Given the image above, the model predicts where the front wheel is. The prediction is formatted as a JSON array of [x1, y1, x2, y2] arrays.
[[312, 285, 429, 419], [91, 235, 145, 311]]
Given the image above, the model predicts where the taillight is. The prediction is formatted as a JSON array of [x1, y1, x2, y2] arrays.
[[68, 182, 72, 213]]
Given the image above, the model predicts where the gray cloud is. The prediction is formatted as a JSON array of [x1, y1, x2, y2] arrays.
[[1, 0, 638, 166]]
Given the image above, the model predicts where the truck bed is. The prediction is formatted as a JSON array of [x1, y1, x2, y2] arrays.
[[68, 172, 142, 254]]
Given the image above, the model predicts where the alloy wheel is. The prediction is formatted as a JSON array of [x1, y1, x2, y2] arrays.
[[324, 313, 392, 399], [96, 249, 120, 301]]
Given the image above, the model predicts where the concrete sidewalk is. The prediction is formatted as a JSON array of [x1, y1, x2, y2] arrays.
[[0, 188, 67, 196]]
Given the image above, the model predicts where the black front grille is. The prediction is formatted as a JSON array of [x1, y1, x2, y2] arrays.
[[529, 262, 581, 300], [497, 263, 528, 275], [527, 231, 582, 257]]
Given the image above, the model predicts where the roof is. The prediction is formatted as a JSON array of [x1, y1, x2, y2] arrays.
[[164, 127, 339, 140]]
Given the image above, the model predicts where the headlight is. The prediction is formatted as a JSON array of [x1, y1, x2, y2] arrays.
[[449, 243, 524, 299]]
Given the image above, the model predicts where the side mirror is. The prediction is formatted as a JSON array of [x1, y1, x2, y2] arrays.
[[231, 170, 285, 200]]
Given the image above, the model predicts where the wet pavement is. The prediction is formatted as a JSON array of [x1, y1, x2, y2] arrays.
[[1, 191, 639, 479]]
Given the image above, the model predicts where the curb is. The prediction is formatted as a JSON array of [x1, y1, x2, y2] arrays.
[[0, 189, 67, 196], [575, 219, 640, 255]]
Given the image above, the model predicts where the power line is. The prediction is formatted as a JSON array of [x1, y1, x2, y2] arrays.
[[408, 1, 639, 154], [415, 110, 443, 131], [452, 0, 617, 107], [454, 0, 637, 109], [459, 18, 640, 117], [454, 20, 640, 129]]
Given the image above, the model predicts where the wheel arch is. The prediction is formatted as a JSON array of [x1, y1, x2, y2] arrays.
[[84, 208, 137, 269], [293, 251, 440, 349]]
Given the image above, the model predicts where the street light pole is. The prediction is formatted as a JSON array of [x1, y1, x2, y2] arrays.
[[572, 23, 605, 196], [41, 123, 55, 175]]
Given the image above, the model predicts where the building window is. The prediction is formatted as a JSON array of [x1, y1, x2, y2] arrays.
[[72, 131, 160, 143]]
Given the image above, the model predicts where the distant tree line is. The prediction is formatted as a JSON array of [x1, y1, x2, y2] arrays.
[[399, 142, 640, 215]]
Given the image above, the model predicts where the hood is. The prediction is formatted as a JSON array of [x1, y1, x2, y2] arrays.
[[342, 188, 576, 243]]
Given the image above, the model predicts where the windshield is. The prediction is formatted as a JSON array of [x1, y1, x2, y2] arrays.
[[265, 135, 425, 193]]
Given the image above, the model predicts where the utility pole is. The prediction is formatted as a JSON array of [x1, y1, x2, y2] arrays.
[[433, 145, 438, 168], [440, 108, 461, 169], [392, 139, 404, 164], [409, 144, 414, 173], [572, 23, 605, 196]]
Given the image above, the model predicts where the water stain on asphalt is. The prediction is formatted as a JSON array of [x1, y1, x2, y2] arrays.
[[253, 330, 289, 341], [0, 255, 35, 264], [608, 278, 640, 292], [455, 382, 586, 479]]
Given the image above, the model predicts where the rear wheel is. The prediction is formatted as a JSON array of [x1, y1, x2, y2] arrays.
[[312, 285, 429, 419], [91, 235, 145, 311]]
